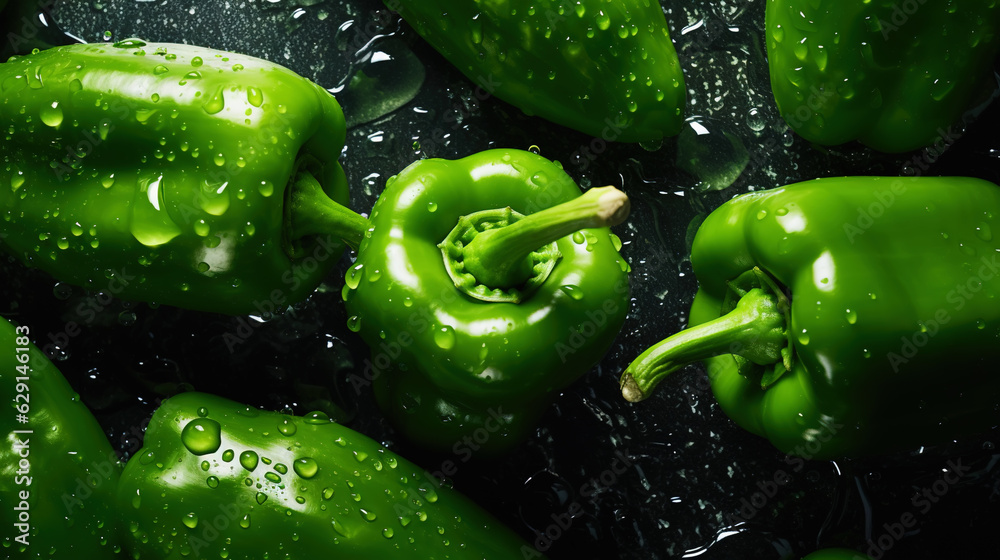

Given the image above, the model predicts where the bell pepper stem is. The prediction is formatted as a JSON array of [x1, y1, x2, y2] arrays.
[[462, 186, 630, 289], [288, 170, 370, 252], [620, 288, 788, 402]]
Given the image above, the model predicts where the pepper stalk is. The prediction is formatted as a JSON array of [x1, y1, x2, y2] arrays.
[[620, 268, 793, 402]]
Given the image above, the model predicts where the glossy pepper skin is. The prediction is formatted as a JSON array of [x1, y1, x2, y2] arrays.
[[118, 391, 542, 560], [387, 0, 686, 142], [621, 177, 1000, 458], [0, 315, 122, 557], [0, 41, 351, 314], [343, 149, 631, 454], [766, 0, 1000, 153]]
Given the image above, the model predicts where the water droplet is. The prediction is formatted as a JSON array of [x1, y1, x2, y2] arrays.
[[181, 418, 222, 456], [10, 170, 25, 191], [206, 476, 220, 488], [383, 528, 394, 539], [239, 450, 259, 471], [278, 417, 297, 436], [191, 56, 204, 67], [303, 411, 331, 424], [346, 263, 364, 288], [797, 329, 810, 345], [560, 285, 584, 300], [347, 315, 362, 332], [434, 325, 456, 350], [182, 513, 199, 529], [976, 222, 993, 242], [427, 201, 438, 213], [222, 449, 234, 462], [294, 457, 319, 479], [403, 297, 413, 308], [258, 180, 274, 197], [361, 509, 377, 522], [240, 514, 251, 529], [131, 174, 181, 246], [39, 100, 64, 128], [247, 87, 263, 107], [756, 210, 768, 220], [274, 463, 288, 475], [845, 309, 857, 324], [203, 86, 225, 114], [977, 319, 987, 330], [572, 231, 586, 244], [322, 487, 335, 500], [354, 451, 368, 463]]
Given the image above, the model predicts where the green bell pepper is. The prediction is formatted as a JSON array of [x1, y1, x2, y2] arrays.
[[766, 0, 1000, 153], [320, 148, 630, 454], [386, 0, 686, 142], [0, 315, 122, 557], [620, 176, 1000, 458], [118, 391, 542, 559], [0, 41, 361, 314]]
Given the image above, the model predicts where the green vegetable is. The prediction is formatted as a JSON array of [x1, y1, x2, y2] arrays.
[[386, 0, 686, 142], [0, 41, 358, 314], [338, 149, 631, 454], [766, 0, 1000, 153], [0, 315, 122, 557], [118, 391, 542, 559], [620, 176, 1000, 458]]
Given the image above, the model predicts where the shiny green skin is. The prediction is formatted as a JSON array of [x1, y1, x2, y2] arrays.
[[690, 177, 1000, 458], [388, 0, 685, 142], [0, 316, 122, 557], [118, 392, 540, 560], [802, 549, 871, 560], [344, 149, 630, 454], [766, 0, 1000, 153], [0, 42, 349, 314]]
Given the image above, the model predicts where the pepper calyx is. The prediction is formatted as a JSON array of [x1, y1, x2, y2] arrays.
[[438, 208, 562, 303], [439, 185, 630, 303], [620, 267, 791, 402]]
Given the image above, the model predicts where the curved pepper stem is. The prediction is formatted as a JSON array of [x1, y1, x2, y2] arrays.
[[461, 186, 630, 290], [620, 288, 789, 402], [287, 170, 370, 252]]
